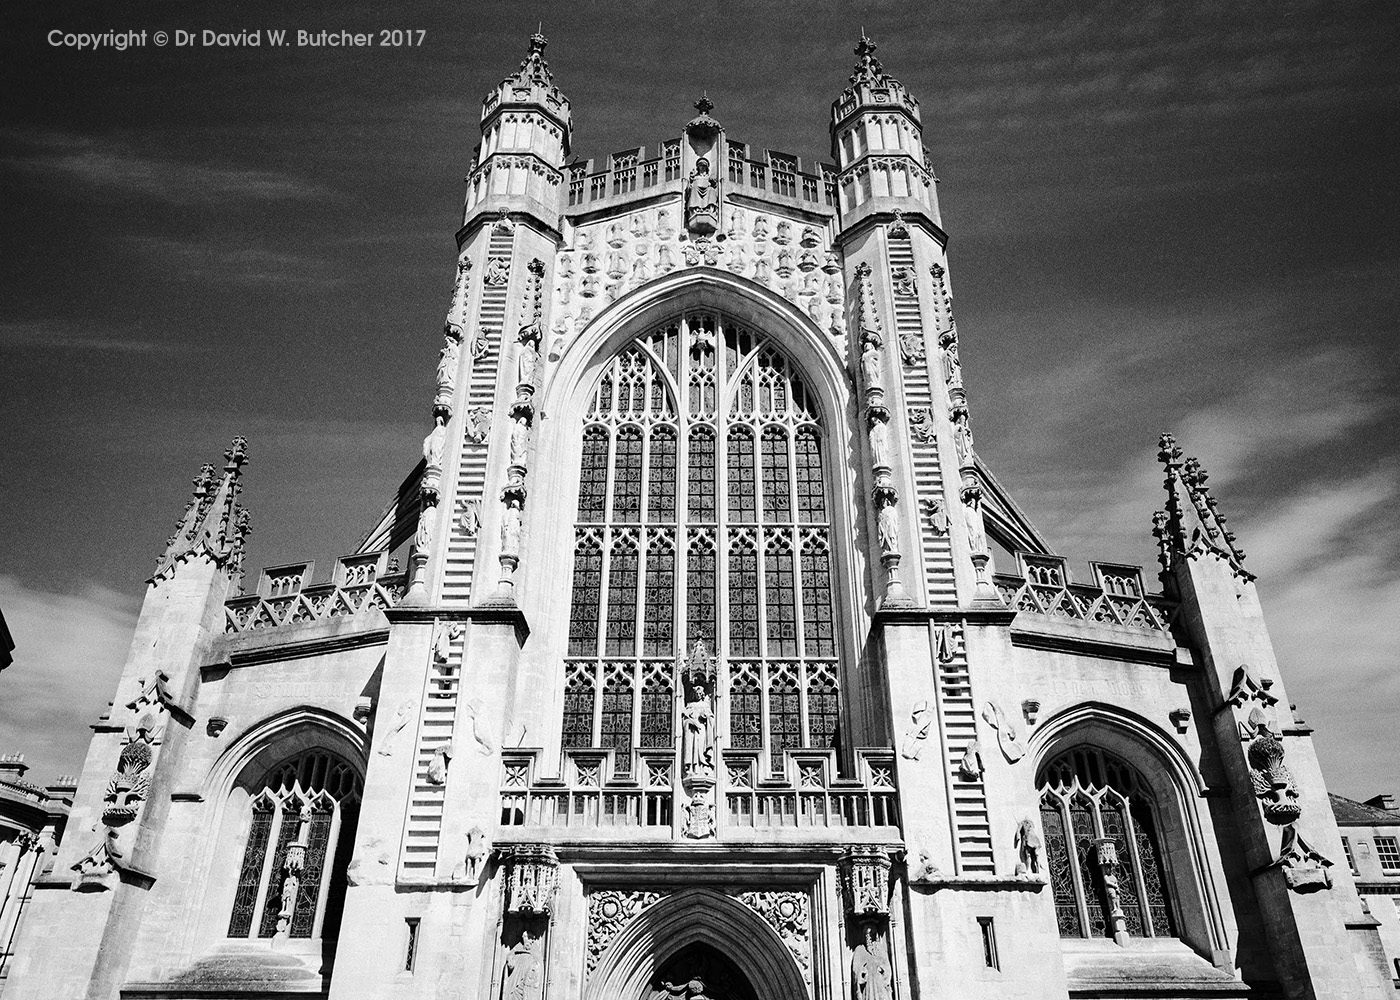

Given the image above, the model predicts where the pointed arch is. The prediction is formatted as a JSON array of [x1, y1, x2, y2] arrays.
[[540, 269, 849, 437], [584, 888, 810, 1000], [1027, 701, 1230, 959]]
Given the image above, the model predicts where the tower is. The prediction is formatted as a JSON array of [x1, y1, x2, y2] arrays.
[[4, 30, 1392, 1000]]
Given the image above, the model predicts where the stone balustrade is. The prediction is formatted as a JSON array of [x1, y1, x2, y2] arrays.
[[499, 747, 899, 837], [993, 572, 1175, 635], [224, 553, 406, 634]]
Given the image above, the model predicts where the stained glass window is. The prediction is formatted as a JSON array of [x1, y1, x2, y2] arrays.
[[601, 665, 635, 773], [561, 313, 841, 774], [1038, 747, 1177, 940], [640, 664, 674, 749], [562, 664, 596, 749], [227, 750, 360, 942]]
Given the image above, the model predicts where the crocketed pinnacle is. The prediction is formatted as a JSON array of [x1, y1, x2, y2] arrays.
[[850, 32, 888, 88], [151, 437, 252, 583], [506, 30, 554, 88]]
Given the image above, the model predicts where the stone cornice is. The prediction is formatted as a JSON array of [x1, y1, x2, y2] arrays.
[[835, 210, 948, 250]]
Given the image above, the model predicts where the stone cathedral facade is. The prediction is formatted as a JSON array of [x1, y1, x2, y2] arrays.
[[5, 32, 1393, 1000]]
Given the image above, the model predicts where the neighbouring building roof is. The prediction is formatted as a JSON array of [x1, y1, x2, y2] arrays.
[[1330, 793, 1400, 826]]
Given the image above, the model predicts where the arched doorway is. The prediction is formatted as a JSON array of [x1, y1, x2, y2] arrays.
[[646, 943, 759, 1000], [584, 888, 810, 1000]]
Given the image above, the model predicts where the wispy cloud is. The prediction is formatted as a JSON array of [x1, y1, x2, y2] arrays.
[[123, 234, 338, 287], [0, 320, 172, 354], [0, 129, 328, 204], [0, 576, 139, 786]]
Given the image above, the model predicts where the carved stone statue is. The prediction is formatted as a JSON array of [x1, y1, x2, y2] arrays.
[[684, 157, 720, 235], [485, 257, 511, 286], [463, 825, 488, 883], [869, 417, 891, 468], [679, 640, 717, 781], [958, 740, 984, 780], [852, 921, 894, 1000], [898, 331, 925, 366], [877, 503, 898, 555], [900, 701, 932, 760], [423, 418, 447, 470], [435, 337, 459, 405], [860, 333, 883, 390], [607, 220, 627, 247], [1015, 817, 1043, 875], [657, 243, 676, 272], [518, 343, 539, 388], [501, 502, 523, 556], [657, 209, 675, 239], [606, 249, 627, 280], [414, 507, 434, 554], [469, 326, 490, 361], [427, 744, 451, 785], [921, 497, 948, 535], [510, 418, 531, 466], [501, 927, 543, 1000], [752, 214, 770, 241], [963, 494, 987, 556]]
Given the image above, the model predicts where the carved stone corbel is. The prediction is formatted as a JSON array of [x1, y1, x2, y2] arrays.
[[505, 844, 560, 917], [839, 845, 892, 919]]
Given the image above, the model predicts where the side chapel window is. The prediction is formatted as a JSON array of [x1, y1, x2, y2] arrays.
[[563, 314, 840, 775], [227, 750, 361, 941], [1038, 747, 1176, 940]]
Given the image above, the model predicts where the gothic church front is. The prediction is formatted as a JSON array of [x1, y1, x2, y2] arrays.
[[5, 32, 1391, 1000]]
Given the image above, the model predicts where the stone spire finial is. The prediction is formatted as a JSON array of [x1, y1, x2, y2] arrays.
[[152, 437, 251, 584], [1153, 432, 1252, 582], [850, 31, 887, 88], [685, 93, 722, 138], [508, 30, 554, 88]]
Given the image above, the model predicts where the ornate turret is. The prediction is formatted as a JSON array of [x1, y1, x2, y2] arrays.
[[151, 437, 251, 585], [462, 31, 573, 234], [829, 33, 939, 231]]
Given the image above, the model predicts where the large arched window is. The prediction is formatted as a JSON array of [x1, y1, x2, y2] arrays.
[[1038, 747, 1175, 940], [563, 313, 840, 775], [227, 749, 361, 941]]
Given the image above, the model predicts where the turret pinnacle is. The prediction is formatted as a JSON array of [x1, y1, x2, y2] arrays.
[[849, 31, 888, 88], [506, 30, 555, 89], [151, 437, 251, 584]]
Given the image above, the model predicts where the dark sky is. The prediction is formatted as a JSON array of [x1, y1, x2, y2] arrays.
[[2, 1, 1397, 798]]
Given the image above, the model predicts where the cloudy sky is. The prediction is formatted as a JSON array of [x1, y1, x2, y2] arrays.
[[1, 1, 1396, 798]]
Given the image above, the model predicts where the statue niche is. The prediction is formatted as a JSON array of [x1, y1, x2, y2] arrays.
[[685, 157, 721, 236], [679, 640, 717, 783]]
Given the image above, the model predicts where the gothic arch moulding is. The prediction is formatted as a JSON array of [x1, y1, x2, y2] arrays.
[[203, 705, 368, 802], [584, 888, 811, 1000], [540, 268, 851, 434]]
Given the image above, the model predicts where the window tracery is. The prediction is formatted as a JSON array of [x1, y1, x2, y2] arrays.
[[1037, 747, 1175, 940], [562, 314, 840, 773], [227, 750, 360, 941]]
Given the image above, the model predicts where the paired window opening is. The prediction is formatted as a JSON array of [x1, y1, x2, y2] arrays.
[[1038, 746, 1175, 941], [227, 749, 361, 941]]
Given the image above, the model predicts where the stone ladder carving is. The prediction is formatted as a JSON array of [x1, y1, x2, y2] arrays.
[[442, 225, 514, 604], [886, 233, 956, 606]]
